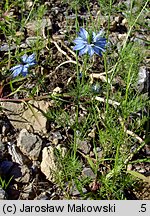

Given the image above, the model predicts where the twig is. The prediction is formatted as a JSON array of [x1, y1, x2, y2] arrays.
[[55, 60, 77, 71], [95, 96, 120, 106], [51, 39, 72, 61], [119, 117, 144, 144], [60, 41, 76, 58], [89, 73, 112, 85]]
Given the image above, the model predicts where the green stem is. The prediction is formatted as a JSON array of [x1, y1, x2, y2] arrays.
[[107, 0, 113, 39], [103, 54, 109, 114]]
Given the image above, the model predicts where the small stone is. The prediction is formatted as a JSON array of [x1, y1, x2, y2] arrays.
[[136, 66, 148, 93], [135, 165, 141, 171], [122, 18, 128, 26], [88, 128, 95, 138], [77, 139, 91, 154], [127, 164, 132, 171], [41, 145, 67, 182], [96, 147, 103, 159], [89, 151, 94, 157], [26, 1, 33, 8], [118, 33, 127, 41], [82, 167, 96, 179], [34, 192, 49, 200], [0, 43, 16, 51], [145, 144, 150, 156], [71, 181, 87, 196], [0, 102, 24, 129], [52, 138, 59, 145], [15, 31, 24, 37], [53, 87, 62, 94], [40, 146, 57, 182], [17, 129, 42, 161], [0, 186, 7, 200], [138, 169, 146, 174], [137, 66, 147, 85], [22, 100, 50, 134]]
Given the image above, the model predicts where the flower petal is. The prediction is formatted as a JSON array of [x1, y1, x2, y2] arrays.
[[73, 37, 87, 44], [25, 61, 36, 67], [87, 46, 95, 57], [11, 65, 23, 77], [21, 54, 28, 63], [26, 53, 36, 64], [10, 64, 22, 72], [78, 45, 89, 56], [95, 38, 106, 45], [95, 45, 105, 51], [94, 40, 106, 51], [21, 65, 29, 76], [73, 43, 86, 51], [78, 28, 88, 41], [92, 46, 104, 56], [93, 30, 104, 42]]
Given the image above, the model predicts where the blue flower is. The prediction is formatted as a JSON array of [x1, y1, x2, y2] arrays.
[[73, 28, 107, 57], [10, 53, 37, 77]]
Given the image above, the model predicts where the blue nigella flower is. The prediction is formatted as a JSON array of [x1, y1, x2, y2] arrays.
[[10, 53, 37, 77], [73, 28, 107, 57]]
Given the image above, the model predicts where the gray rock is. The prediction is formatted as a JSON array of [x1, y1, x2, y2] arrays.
[[34, 192, 49, 200], [127, 164, 132, 171], [145, 144, 150, 156], [72, 188, 81, 196], [82, 167, 96, 179], [70, 181, 87, 196], [41, 145, 67, 182], [26, 1, 33, 8], [77, 139, 91, 154], [0, 101, 50, 134], [96, 147, 103, 159], [0, 186, 7, 200], [138, 169, 146, 174], [41, 146, 58, 182], [0, 43, 16, 51], [7, 142, 30, 165], [17, 129, 42, 161], [136, 66, 147, 92]]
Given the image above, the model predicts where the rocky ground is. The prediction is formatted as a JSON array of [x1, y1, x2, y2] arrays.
[[0, 0, 150, 199]]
